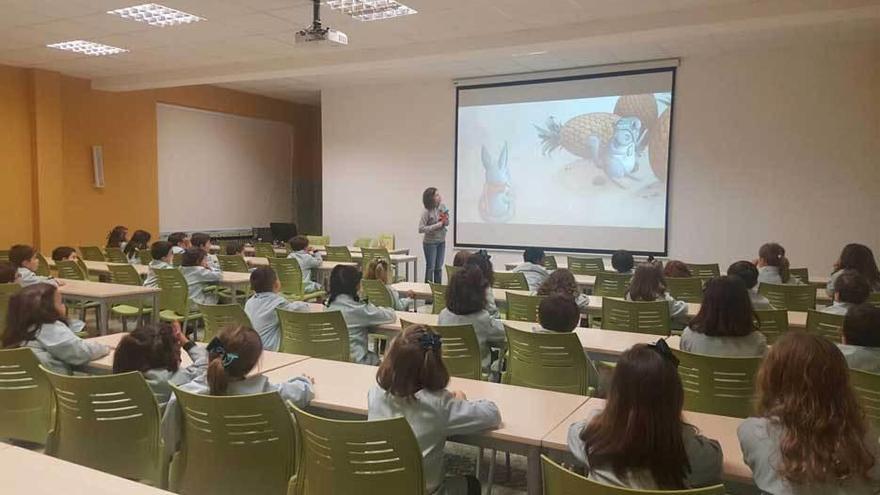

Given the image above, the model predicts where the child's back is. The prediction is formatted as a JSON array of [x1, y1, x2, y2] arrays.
[[840, 303, 880, 373], [626, 263, 688, 325], [512, 247, 550, 291], [179, 248, 221, 307], [287, 236, 323, 293], [244, 267, 311, 351], [326, 265, 395, 365]]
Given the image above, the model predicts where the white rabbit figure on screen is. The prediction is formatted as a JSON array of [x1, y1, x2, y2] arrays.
[[478, 142, 515, 223]]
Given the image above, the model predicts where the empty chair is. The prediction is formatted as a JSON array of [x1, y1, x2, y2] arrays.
[[492, 271, 529, 291], [305, 235, 330, 247], [324, 245, 353, 262], [55, 260, 87, 280], [353, 237, 374, 248], [503, 326, 593, 396], [758, 283, 816, 311], [754, 309, 789, 345], [276, 309, 350, 361], [268, 257, 324, 301], [566, 257, 605, 276], [290, 405, 425, 495], [79, 246, 105, 262], [108, 264, 152, 332], [805, 309, 845, 343], [789, 267, 810, 285], [601, 299, 671, 336], [665, 277, 704, 304], [672, 348, 762, 418], [361, 278, 394, 308], [542, 256, 558, 271], [35, 253, 52, 277], [253, 242, 277, 259], [104, 247, 128, 264], [593, 272, 631, 298], [429, 282, 447, 314], [198, 303, 253, 343], [686, 263, 721, 281], [0, 348, 54, 445], [506, 292, 544, 323], [217, 254, 249, 273], [168, 387, 295, 495], [154, 268, 203, 330], [376, 233, 395, 250], [850, 368, 880, 431]]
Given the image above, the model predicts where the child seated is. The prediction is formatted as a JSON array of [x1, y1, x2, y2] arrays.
[[452, 250, 472, 267], [840, 303, 880, 373], [826, 243, 880, 298], [463, 251, 499, 318], [106, 225, 128, 249], [727, 261, 772, 310], [663, 260, 692, 278], [756, 243, 802, 285], [537, 269, 589, 313], [123, 230, 151, 264], [822, 270, 869, 315], [326, 265, 396, 365], [512, 247, 550, 291], [626, 262, 688, 327], [225, 241, 245, 256], [51, 246, 79, 262], [681, 276, 767, 357], [244, 267, 312, 351], [144, 241, 174, 289], [190, 233, 220, 271], [536, 294, 581, 333], [10, 245, 59, 287], [611, 250, 635, 274], [168, 232, 189, 255], [286, 235, 323, 293], [364, 258, 414, 311], [179, 248, 222, 307]]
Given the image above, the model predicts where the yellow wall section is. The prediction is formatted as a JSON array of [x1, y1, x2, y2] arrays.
[[0, 65, 34, 247]]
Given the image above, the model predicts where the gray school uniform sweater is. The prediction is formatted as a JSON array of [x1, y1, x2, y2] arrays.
[[512, 262, 550, 291], [826, 270, 880, 298], [17, 267, 57, 287], [244, 292, 311, 352], [758, 266, 803, 286], [287, 250, 323, 293], [838, 344, 880, 374], [22, 321, 110, 375], [750, 288, 774, 310], [680, 327, 768, 357], [326, 294, 396, 365], [142, 343, 209, 408], [143, 259, 173, 288], [180, 266, 222, 307], [438, 308, 506, 374], [821, 301, 854, 316], [419, 207, 447, 244]]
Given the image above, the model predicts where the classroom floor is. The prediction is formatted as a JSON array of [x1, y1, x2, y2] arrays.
[[446, 444, 528, 494]]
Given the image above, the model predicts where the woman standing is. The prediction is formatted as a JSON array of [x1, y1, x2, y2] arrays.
[[419, 187, 449, 283]]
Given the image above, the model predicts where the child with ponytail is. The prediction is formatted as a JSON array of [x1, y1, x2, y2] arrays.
[[369, 325, 501, 495], [756, 243, 803, 285]]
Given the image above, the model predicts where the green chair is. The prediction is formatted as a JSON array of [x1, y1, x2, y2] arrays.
[[43, 369, 166, 487], [429, 282, 447, 314], [217, 254, 249, 273], [362, 247, 403, 282], [35, 252, 51, 277], [104, 247, 128, 264], [444, 264, 462, 282], [805, 309, 845, 343], [0, 283, 20, 332], [137, 249, 152, 265], [402, 320, 481, 380], [154, 268, 203, 332], [361, 278, 394, 308], [290, 405, 425, 495], [601, 299, 671, 336], [168, 387, 295, 495], [542, 256, 558, 271], [492, 271, 529, 291], [79, 246, 106, 262], [758, 282, 816, 311], [324, 245, 353, 262], [789, 267, 810, 285], [0, 250, 8, 262], [686, 263, 720, 281], [254, 242, 278, 259], [567, 257, 606, 276], [376, 233, 395, 250], [172, 253, 183, 267], [541, 454, 724, 495], [672, 348, 762, 418], [0, 348, 54, 445], [56, 259, 87, 280], [353, 237, 374, 248], [108, 264, 152, 332], [850, 369, 880, 431], [76, 257, 101, 281], [506, 292, 544, 323], [593, 272, 632, 298], [503, 326, 593, 396], [869, 292, 880, 307], [306, 235, 330, 247], [754, 309, 789, 345], [277, 309, 350, 361], [198, 303, 252, 343], [665, 277, 704, 304], [268, 257, 325, 302]]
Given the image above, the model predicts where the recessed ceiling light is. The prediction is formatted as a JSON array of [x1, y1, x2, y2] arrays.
[[107, 3, 204, 27], [326, 0, 417, 22], [46, 40, 129, 56]]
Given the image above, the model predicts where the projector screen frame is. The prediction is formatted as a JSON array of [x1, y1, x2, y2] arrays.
[[452, 65, 677, 257]]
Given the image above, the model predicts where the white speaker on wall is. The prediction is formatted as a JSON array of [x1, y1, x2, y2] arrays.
[[92, 145, 105, 188]]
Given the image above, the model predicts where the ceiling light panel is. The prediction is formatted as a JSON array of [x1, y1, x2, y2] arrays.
[[107, 3, 205, 27], [326, 0, 417, 21], [46, 40, 129, 56]]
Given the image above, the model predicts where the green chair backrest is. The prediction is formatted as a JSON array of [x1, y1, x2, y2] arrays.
[[429, 282, 447, 314], [445, 264, 461, 282], [324, 245, 353, 262], [169, 386, 295, 495], [506, 292, 545, 323], [104, 247, 128, 264], [0, 283, 20, 334], [361, 247, 391, 268], [290, 405, 425, 495], [35, 253, 51, 277], [789, 267, 809, 285], [361, 279, 394, 308], [56, 260, 87, 280], [869, 292, 880, 307], [254, 242, 277, 259], [0, 348, 54, 444], [108, 263, 142, 286], [0, 250, 8, 262], [542, 256, 558, 271], [76, 258, 92, 278], [172, 253, 183, 267], [805, 309, 845, 343], [198, 303, 253, 343], [594, 272, 632, 298], [402, 320, 481, 380], [276, 309, 350, 361], [504, 326, 592, 396], [217, 254, 249, 273], [541, 454, 725, 495], [376, 233, 395, 250], [42, 368, 164, 486], [850, 369, 880, 431], [137, 249, 152, 265], [155, 268, 190, 317], [665, 277, 704, 304], [353, 237, 374, 248], [566, 257, 605, 276], [754, 309, 789, 345], [758, 282, 816, 311], [306, 235, 330, 247], [672, 348, 762, 418], [492, 271, 529, 291], [601, 298, 671, 336], [686, 263, 721, 281], [79, 246, 105, 262], [268, 257, 306, 297]]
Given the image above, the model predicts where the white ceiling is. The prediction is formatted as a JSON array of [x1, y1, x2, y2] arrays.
[[0, 0, 878, 105]]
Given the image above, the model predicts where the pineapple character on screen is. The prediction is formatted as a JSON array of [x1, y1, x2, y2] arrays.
[[478, 142, 514, 223]]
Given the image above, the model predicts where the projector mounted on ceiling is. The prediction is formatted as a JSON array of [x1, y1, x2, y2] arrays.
[[295, 0, 348, 46]]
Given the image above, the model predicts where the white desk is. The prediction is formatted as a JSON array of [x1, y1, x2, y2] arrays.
[[58, 279, 160, 335]]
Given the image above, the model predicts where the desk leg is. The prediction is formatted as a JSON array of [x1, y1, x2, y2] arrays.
[[98, 301, 109, 336], [413, 259, 418, 283], [526, 445, 543, 495], [151, 293, 160, 323]]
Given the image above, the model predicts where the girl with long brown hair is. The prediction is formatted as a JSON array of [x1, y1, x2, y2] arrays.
[[537, 268, 589, 312], [756, 242, 802, 285], [680, 276, 767, 357], [364, 258, 415, 311], [626, 262, 689, 327], [827, 243, 880, 297], [739, 331, 879, 494]]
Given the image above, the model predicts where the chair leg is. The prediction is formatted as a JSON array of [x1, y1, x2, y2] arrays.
[[122, 316, 128, 333], [486, 449, 496, 495], [505, 452, 511, 481]]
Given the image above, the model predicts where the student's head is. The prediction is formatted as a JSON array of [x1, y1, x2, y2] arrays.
[[452, 250, 472, 267], [463, 251, 493, 286], [107, 225, 129, 248], [190, 232, 212, 251], [843, 303, 880, 347], [523, 247, 545, 265], [422, 187, 440, 209], [150, 241, 173, 262], [181, 248, 207, 268], [289, 236, 309, 252], [376, 325, 449, 398], [0, 262, 16, 283], [249, 266, 280, 294], [9, 244, 38, 271], [113, 323, 182, 374], [446, 266, 488, 315], [689, 276, 756, 337], [838, 243, 880, 286], [538, 294, 580, 332], [627, 262, 665, 302], [834, 270, 871, 305], [611, 250, 634, 273], [758, 242, 792, 282], [328, 265, 362, 304], [2, 284, 65, 348], [225, 241, 245, 256], [727, 260, 760, 290], [537, 269, 579, 298], [365, 258, 392, 284], [168, 232, 188, 248], [124, 230, 151, 257], [663, 260, 691, 278], [51, 246, 78, 262], [206, 326, 264, 395], [756, 331, 873, 484], [580, 341, 687, 489]]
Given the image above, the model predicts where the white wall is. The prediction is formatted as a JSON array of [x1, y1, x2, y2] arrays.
[[322, 39, 880, 277]]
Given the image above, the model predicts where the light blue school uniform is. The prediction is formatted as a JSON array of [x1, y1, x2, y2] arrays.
[[205, 253, 221, 271], [143, 259, 174, 288], [368, 385, 501, 495], [485, 287, 500, 318], [326, 294, 396, 365], [757, 266, 803, 286], [170, 245, 185, 255], [680, 327, 768, 357], [244, 292, 311, 351], [438, 308, 506, 374], [17, 267, 57, 287], [749, 288, 773, 310], [287, 249, 323, 293], [180, 266, 222, 307], [21, 321, 110, 375], [142, 343, 209, 408], [838, 344, 880, 373], [385, 284, 413, 311], [512, 262, 550, 291], [821, 301, 854, 316]]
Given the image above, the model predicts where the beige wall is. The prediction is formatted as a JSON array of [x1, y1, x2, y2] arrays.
[[322, 38, 880, 275]]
